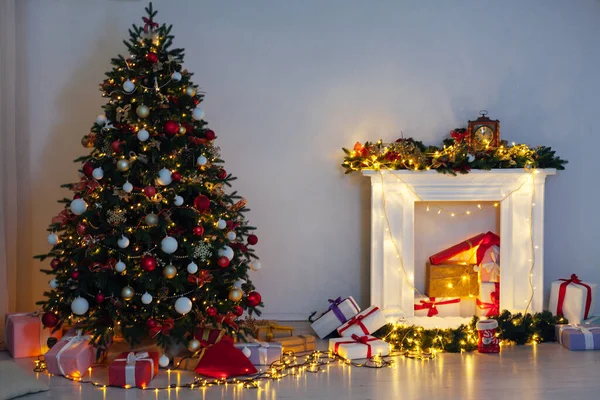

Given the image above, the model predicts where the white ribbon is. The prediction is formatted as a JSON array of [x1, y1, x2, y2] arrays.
[[559, 325, 600, 350], [114, 351, 155, 386], [482, 262, 500, 282], [258, 342, 270, 365], [55, 330, 92, 376]]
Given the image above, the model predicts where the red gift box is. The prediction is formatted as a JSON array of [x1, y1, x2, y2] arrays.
[[109, 351, 159, 388], [4, 312, 63, 358], [429, 233, 487, 265], [194, 327, 227, 345]]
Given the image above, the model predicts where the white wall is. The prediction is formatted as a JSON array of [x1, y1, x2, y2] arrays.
[[15, 0, 600, 319]]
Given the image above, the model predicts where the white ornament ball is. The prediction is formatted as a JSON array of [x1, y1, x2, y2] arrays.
[[218, 246, 234, 260], [136, 104, 150, 118], [250, 260, 262, 271], [217, 219, 227, 229], [49, 279, 59, 289], [137, 129, 150, 142], [161, 236, 178, 254], [96, 114, 108, 126], [192, 107, 205, 121], [171, 71, 182, 81], [233, 279, 245, 289], [141, 292, 153, 305], [70, 199, 88, 215], [47, 233, 59, 245], [185, 86, 196, 97], [123, 181, 134, 193], [468, 154, 476, 163], [71, 296, 89, 315], [115, 260, 126, 273], [174, 195, 184, 206], [186, 261, 198, 274], [156, 168, 173, 186], [158, 354, 170, 368], [92, 167, 104, 180], [241, 347, 252, 358], [117, 235, 130, 249], [226, 231, 236, 241], [122, 79, 135, 93], [188, 339, 201, 352], [174, 296, 193, 315], [196, 155, 207, 166]]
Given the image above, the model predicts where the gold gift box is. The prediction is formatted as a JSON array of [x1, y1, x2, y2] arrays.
[[425, 262, 479, 298], [278, 334, 316, 354]]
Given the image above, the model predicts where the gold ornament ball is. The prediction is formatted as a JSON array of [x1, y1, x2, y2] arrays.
[[116, 159, 131, 172], [179, 125, 186, 135], [187, 339, 201, 352], [81, 135, 93, 148], [185, 86, 196, 97], [136, 104, 150, 118], [163, 264, 177, 279], [121, 286, 135, 301], [229, 288, 243, 302]]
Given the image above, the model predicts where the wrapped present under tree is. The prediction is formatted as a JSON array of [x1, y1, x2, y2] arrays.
[[549, 274, 597, 325]]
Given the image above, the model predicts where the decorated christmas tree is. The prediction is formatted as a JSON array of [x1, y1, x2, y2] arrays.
[[36, 3, 262, 352]]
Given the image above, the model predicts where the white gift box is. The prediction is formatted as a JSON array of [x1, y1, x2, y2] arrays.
[[311, 297, 361, 339], [336, 305, 387, 337], [549, 276, 597, 324], [476, 282, 500, 317], [413, 295, 461, 317], [478, 245, 500, 283], [329, 335, 390, 360]]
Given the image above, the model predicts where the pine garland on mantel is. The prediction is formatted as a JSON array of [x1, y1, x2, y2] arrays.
[[342, 133, 567, 175]]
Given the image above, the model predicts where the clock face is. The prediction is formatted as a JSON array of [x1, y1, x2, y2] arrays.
[[474, 126, 494, 147]]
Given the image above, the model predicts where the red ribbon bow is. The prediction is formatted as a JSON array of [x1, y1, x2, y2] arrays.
[[451, 129, 469, 143], [414, 297, 461, 317], [476, 231, 500, 266], [90, 257, 117, 272], [215, 312, 238, 332], [71, 177, 100, 195], [189, 137, 208, 146], [338, 307, 379, 335], [150, 319, 174, 338], [334, 334, 379, 359], [476, 283, 500, 317], [187, 270, 213, 287], [51, 209, 72, 227], [557, 274, 592, 320], [142, 17, 159, 33]]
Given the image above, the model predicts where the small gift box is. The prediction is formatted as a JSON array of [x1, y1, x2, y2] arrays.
[[278, 334, 317, 353], [413, 295, 461, 317], [195, 327, 227, 345], [4, 312, 63, 358], [555, 324, 600, 351], [549, 274, 597, 324], [476, 282, 500, 317], [108, 351, 159, 388], [329, 334, 390, 360], [248, 320, 294, 342], [234, 341, 283, 365], [104, 336, 163, 363], [311, 297, 361, 339], [476, 242, 500, 283], [337, 305, 387, 337], [45, 330, 95, 377], [429, 233, 487, 265], [425, 262, 479, 298]]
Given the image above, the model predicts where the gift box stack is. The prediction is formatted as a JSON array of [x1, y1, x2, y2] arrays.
[[421, 231, 501, 318]]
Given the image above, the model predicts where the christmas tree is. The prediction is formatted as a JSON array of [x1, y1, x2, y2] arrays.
[[36, 3, 262, 352]]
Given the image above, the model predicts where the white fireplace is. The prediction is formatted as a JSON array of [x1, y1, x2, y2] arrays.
[[362, 169, 556, 322]]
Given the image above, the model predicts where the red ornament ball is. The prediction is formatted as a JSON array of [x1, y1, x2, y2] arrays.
[[164, 120, 180, 136], [111, 140, 122, 153], [247, 234, 258, 246], [206, 306, 218, 317], [193, 195, 211, 211], [50, 258, 61, 270], [192, 226, 205, 236], [217, 256, 230, 268], [232, 305, 243, 316], [73, 194, 82, 199], [246, 292, 262, 307], [146, 319, 158, 329], [83, 162, 94, 177], [141, 255, 157, 272], [146, 52, 159, 63], [144, 186, 157, 197], [192, 97, 200, 106], [95, 293, 105, 303], [70, 270, 80, 280], [204, 129, 215, 141], [217, 169, 227, 180], [42, 312, 59, 328], [171, 171, 182, 182], [76, 223, 87, 236]]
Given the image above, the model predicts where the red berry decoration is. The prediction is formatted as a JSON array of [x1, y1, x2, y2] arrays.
[[239, 244, 248, 253], [232, 305, 243, 316], [206, 306, 218, 317], [192, 97, 200, 106], [70, 270, 80, 280], [164, 120, 180, 135], [83, 162, 94, 177], [146, 52, 158, 63], [95, 293, 105, 303], [111, 140, 122, 153], [143, 185, 157, 197], [141, 255, 157, 272], [217, 256, 230, 268], [171, 171, 182, 182], [204, 129, 215, 141], [146, 319, 158, 329], [247, 234, 258, 245], [192, 226, 205, 236], [246, 291, 262, 307], [193, 195, 210, 211], [50, 258, 61, 269], [42, 312, 59, 328], [217, 169, 227, 180], [76, 223, 87, 236]]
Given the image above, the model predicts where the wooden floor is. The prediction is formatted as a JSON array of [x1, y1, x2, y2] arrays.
[[3, 322, 600, 400]]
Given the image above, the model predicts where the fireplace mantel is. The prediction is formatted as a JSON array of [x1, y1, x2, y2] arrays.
[[362, 169, 556, 321]]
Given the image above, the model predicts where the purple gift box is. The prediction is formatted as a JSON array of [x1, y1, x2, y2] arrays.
[[234, 342, 282, 365], [555, 324, 600, 351]]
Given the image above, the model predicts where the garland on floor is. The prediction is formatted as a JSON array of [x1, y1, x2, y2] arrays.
[[374, 310, 565, 353], [342, 135, 567, 175]]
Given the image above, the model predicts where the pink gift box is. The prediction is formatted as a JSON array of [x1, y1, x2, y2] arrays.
[[4, 313, 63, 358], [478, 245, 500, 282], [109, 351, 159, 388], [45, 330, 95, 377]]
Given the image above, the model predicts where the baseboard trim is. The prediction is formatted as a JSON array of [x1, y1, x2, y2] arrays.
[[258, 312, 309, 321]]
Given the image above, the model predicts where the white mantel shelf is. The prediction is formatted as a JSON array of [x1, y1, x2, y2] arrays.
[[362, 169, 556, 321]]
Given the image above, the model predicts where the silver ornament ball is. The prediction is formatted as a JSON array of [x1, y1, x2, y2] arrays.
[[187, 339, 201, 352], [185, 86, 196, 97], [116, 159, 131, 172], [121, 286, 135, 301], [163, 264, 177, 279], [136, 104, 150, 118], [145, 213, 159, 226]]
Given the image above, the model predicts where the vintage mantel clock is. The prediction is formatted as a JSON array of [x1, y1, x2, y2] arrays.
[[467, 111, 500, 151]]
